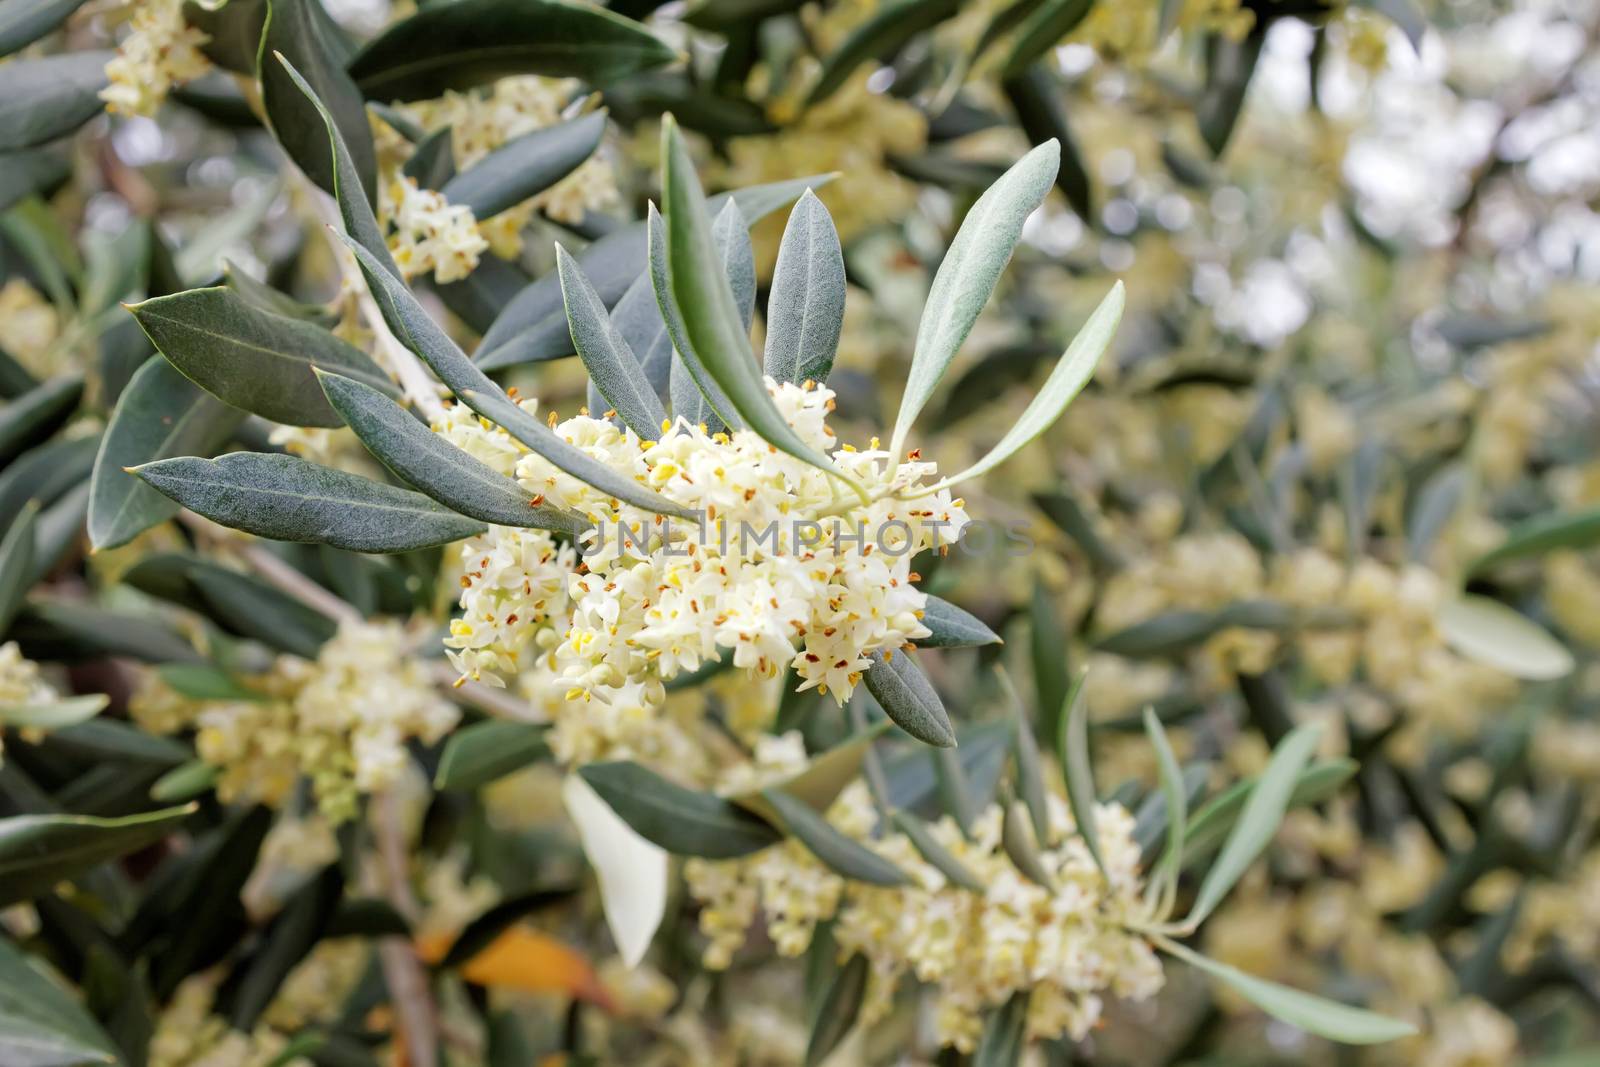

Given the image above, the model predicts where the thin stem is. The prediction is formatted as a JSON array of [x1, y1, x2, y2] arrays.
[[295, 174, 447, 421], [372, 788, 439, 1067]]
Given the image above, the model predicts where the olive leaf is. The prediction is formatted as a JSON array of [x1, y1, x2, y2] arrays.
[[917, 595, 1001, 648], [931, 281, 1122, 491], [555, 245, 667, 439], [441, 111, 606, 219], [0, 805, 196, 907], [761, 787, 909, 886], [128, 287, 395, 428], [0, 500, 38, 634], [1436, 595, 1573, 681], [0, 932, 122, 1067], [562, 772, 668, 968], [0, 51, 108, 151], [805, 0, 961, 107], [890, 139, 1059, 458], [863, 649, 956, 748], [650, 202, 737, 432], [1155, 936, 1418, 1044], [88, 356, 246, 551], [891, 811, 984, 891], [578, 761, 783, 859], [316, 369, 587, 534], [659, 117, 862, 497], [132, 452, 487, 553], [1001, 0, 1093, 75], [346, 0, 677, 101], [476, 175, 834, 370], [764, 189, 846, 387], [259, 0, 377, 203], [1185, 723, 1321, 927], [1056, 669, 1107, 878], [0, 0, 90, 57]]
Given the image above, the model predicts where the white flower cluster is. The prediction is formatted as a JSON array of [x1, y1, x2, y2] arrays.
[[380, 174, 489, 284], [132, 620, 456, 821], [438, 381, 968, 764], [400, 75, 619, 228], [100, 0, 211, 118], [686, 780, 1164, 1053]]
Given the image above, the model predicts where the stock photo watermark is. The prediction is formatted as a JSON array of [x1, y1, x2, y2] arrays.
[[583, 515, 1037, 559]]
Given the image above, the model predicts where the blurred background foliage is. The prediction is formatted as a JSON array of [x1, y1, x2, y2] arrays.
[[1, 0, 1599, 1065]]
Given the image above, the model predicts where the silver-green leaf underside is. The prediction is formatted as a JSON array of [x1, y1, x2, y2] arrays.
[[1056, 670, 1107, 878], [316, 370, 587, 534], [578, 761, 783, 859], [1185, 722, 1322, 927], [1156, 937, 1417, 1045], [891, 139, 1060, 457], [764, 188, 846, 386], [556, 245, 667, 439], [88, 356, 246, 551], [936, 280, 1123, 489], [659, 117, 860, 496], [128, 286, 394, 428], [863, 649, 956, 748], [133, 452, 486, 553], [648, 202, 738, 432], [335, 231, 692, 518]]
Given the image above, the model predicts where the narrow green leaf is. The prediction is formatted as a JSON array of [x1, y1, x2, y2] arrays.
[[0, 51, 107, 150], [0, 804, 196, 907], [402, 125, 455, 190], [157, 663, 267, 703], [1055, 669, 1106, 877], [764, 189, 845, 386], [734, 722, 891, 824], [0, 692, 106, 732], [651, 202, 737, 432], [12, 598, 203, 664], [475, 175, 834, 371], [973, 989, 1029, 1067], [1001, 0, 1093, 76], [998, 667, 1050, 844], [761, 787, 909, 886], [441, 112, 605, 219], [149, 761, 218, 803], [316, 369, 587, 534], [0, 933, 121, 1067], [659, 117, 860, 495], [805, 0, 961, 107], [1003, 63, 1093, 220], [580, 761, 783, 859], [0, 0, 90, 57], [1156, 937, 1418, 1044], [334, 230, 693, 518], [347, 0, 677, 101], [863, 649, 956, 748], [1469, 504, 1600, 573], [1001, 796, 1053, 887], [891, 811, 984, 891], [128, 287, 394, 428], [1436, 595, 1573, 681], [433, 720, 550, 792], [1185, 723, 1321, 926], [918, 595, 1001, 648], [555, 246, 668, 439], [1144, 706, 1186, 916], [804, 953, 867, 1067], [132, 452, 486, 553], [276, 54, 395, 275], [225, 865, 344, 1030], [891, 139, 1059, 457], [0, 148, 68, 220], [710, 200, 756, 331], [0, 500, 37, 634], [937, 282, 1121, 490], [259, 0, 377, 202], [88, 356, 245, 551], [1197, 26, 1265, 157], [0, 375, 82, 464]]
